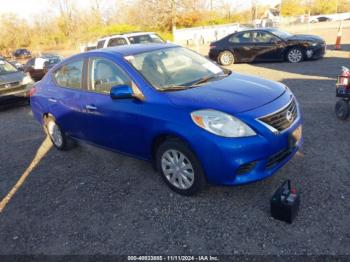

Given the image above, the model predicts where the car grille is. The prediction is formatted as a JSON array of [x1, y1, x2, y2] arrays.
[[0, 81, 20, 89], [266, 149, 292, 169], [259, 98, 297, 132]]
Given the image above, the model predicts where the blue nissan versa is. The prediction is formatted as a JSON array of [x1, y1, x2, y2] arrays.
[[30, 43, 303, 195]]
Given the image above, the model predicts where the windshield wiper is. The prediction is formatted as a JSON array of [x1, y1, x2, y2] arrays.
[[190, 70, 232, 87], [191, 75, 218, 86], [157, 85, 190, 92]]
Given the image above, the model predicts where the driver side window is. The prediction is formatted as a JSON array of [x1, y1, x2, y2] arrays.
[[90, 58, 131, 94]]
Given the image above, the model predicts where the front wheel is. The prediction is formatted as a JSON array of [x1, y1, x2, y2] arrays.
[[286, 47, 304, 63], [156, 138, 206, 196], [335, 100, 349, 120], [218, 51, 234, 66]]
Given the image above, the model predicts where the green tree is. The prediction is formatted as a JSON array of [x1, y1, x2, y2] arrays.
[[338, 0, 350, 12], [281, 0, 306, 16], [311, 0, 337, 14]]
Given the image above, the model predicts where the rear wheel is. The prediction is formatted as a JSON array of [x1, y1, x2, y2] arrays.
[[286, 47, 304, 63], [335, 100, 349, 120], [156, 138, 206, 196], [218, 51, 234, 66], [44, 116, 75, 150]]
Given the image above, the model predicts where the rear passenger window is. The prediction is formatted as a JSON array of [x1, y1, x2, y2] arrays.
[[97, 40, 106, 49], [229, 32, 252, 43], [90, 58, 131, 94], [108, 37, 127, 47], [54, 60, 84, 89]]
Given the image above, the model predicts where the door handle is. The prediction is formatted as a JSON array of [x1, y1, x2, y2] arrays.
[[85, 105, 97, 111], [49, 98, 57, 103]]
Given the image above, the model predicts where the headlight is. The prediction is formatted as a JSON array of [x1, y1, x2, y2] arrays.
[[191, 110, 256, 137], [21, 73, 33, 85], [311, 42, 318, 47]]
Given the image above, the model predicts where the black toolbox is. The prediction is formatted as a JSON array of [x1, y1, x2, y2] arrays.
[[270, 180, 300, 224]]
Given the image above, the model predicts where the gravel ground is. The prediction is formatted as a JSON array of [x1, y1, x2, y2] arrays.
[[0, 30, 349, 256]]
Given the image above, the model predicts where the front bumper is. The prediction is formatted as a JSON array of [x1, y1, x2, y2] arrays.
[[307, 44, 326, 59], [0, 85, 31, 104], [188, 91, 303, 186]]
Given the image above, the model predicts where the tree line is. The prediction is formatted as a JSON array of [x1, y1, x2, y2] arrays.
[[0, 0, 349, 54]]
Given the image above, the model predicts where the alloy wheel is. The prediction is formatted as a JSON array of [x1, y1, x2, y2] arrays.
[[220, 51, 234, 65], [161, 149, 195, 190], [288, 49, 303, 63]]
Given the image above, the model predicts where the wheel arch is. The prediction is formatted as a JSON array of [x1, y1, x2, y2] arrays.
[[150, 133, 194, 170]]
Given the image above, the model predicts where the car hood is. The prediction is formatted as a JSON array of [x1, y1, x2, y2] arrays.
[[166, 72, 286, 114], [286, 34, 324, 43], [0, 71, 24, 84]]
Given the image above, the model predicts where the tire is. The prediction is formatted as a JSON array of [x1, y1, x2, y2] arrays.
[[335, 100, 349, 120], [286, 47, 304, 63], [156, 138, 207, 196], [44, 116, 76, 150], [218, 51, 234, 66]]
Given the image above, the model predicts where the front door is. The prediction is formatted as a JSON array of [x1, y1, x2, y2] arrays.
[[80, 57, 148, 157], [251, 31, 285, 61]]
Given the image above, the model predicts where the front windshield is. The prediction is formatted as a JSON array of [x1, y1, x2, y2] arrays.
[[0, 60, 18, 75], [125, 47, 225, 90], [270, 29, 293, 39]]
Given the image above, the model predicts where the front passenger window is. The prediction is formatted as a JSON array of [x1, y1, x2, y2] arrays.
[[254, 32, 278, 43], [90, 58, 131, 94]]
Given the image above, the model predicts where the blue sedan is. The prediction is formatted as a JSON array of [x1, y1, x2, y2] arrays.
[[30, 43, 303, 195]]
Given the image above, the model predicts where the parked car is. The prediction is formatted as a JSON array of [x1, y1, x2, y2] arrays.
[[24, 54, 64, 81], [0, 58, 33, 104], [310, 16, 332, 23], [30, 44, 303, 195], [12, 48, 32, 59], [96, 32, 165, 49], [209, 28, 326, 65], [7, 60, 24, 71]]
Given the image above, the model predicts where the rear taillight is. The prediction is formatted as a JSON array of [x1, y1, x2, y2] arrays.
[[209, 45, 216, 49], [29, 86, 36, 97]]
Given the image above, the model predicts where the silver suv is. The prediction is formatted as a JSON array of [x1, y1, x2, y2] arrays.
[[96, 32, 165, 49]]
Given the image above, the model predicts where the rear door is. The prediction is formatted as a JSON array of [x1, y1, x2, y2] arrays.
[[228, 32, 256, 62], [48, 58, 89, 139]]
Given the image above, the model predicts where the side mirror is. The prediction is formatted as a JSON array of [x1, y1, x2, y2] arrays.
[[110, 85, 134, 99]]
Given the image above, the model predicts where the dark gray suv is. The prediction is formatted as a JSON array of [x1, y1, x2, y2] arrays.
[[0, 59, 33, 105]]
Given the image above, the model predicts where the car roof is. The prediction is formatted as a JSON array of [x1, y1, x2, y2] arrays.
[[98, 32, 157, 41], [89, 43, 178, 56], [234, 28, 279, 33]]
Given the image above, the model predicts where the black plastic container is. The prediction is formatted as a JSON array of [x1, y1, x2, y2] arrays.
[[270, 180, 300, 224]]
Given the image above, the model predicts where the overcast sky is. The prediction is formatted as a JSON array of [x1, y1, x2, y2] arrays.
[[0, 0, 280, 21]]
